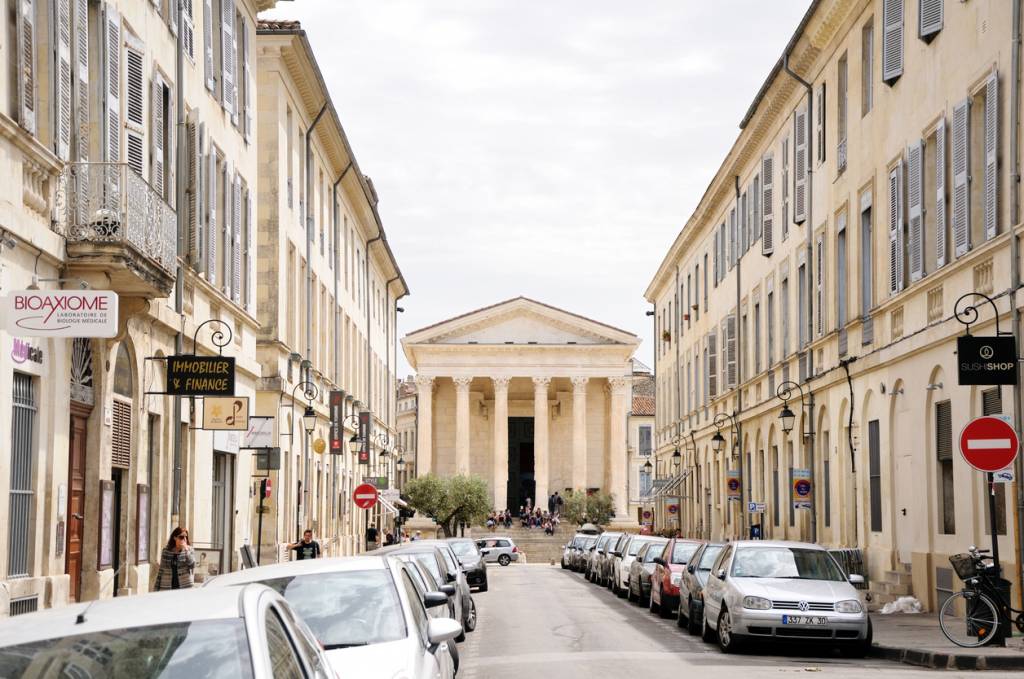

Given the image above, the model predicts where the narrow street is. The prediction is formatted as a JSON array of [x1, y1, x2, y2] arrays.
[[459, 565, 1018, 679]]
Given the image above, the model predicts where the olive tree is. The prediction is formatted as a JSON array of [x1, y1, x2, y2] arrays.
[[404, 474, 491, 537], [561, 489, 615, 526]]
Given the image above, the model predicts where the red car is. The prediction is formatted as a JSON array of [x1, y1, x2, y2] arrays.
[[649, 538, 703, 618]]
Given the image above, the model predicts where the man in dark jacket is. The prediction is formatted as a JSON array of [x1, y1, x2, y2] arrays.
[[288, 529, 321, 560]]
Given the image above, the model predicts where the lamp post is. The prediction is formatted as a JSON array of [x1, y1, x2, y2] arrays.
[[643, 458, 654, 531], [713, 411, 742, 538], [279, 381, 319, 538], [776, 380, 816, 542], [672, 442, 682, 536]]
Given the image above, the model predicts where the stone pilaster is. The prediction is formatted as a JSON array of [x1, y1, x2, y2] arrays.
[[533, 377, 551, 506], [571, 376, 589, 491], [607, 377, 633, 525], [492, 377, 511, 510], [414, 376, 435, 476], [454, 376, 474, 475]]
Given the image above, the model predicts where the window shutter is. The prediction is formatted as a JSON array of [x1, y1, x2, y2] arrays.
[[782, 137, 790, 240], [816, 233, 825, 335], [935, 116, 948, 267], [753, 176, 761, 243], [168, 0, 178, 36], [203, 0, 214, 91], [882, 0, 904, 84], [762, 153, 774, 256], [232, 173, 242, 303], [794, 107, 808, 223], [207, 150, 218, 283], [740, 192, 748, 255], [246, 185, 256, 311], [816, 84, 826, 164], [73, 0, 88, 162], [935, 400, 952, 461], [984, 72, 998, 240], [222, 158, 233, 297], [241, 17, 253, 141], [726, 314, 737, 389], [729, 207, 737, 269], [124, 44, 145, 177], [112, 400, 132, 469], [888, 161, 905, 295], [17, 0, 36, 134], [907, 140, 924, 281], [221, 0, 235, 116], [713, 229, 720, 283], [102, 4, 120, 164], [55, 0, 73, 160], [182, 0, 195, 60], [919, 0, 943, 41], [952, 99, 971, 257], [708, 330, 718, 398], [151, 75, 165, 197], [187, 114, 203, 270]]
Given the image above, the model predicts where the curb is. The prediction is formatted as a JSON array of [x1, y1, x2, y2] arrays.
[[870, 644, 1024, 671]]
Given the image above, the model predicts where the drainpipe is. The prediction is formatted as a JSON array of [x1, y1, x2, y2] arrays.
[[1010, 0, 1023, 609], [734, 175, 745, 540], [782, 53, 817, 544], [386, 277, 407, 489], [171, 0, 186, 522], [332, 162, 353, 383]]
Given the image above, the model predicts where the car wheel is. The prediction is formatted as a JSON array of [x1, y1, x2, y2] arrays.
[[839, 618, 873, 658], [617, 580, 627, 599], [717, 607, 743, 653], [627, 581, 636, 602], [701, 608, 716, 643], [463, 598, 478, 633], [498, 554, 511, 567], [686, 600, 701, 636], [676, 600, 687, 628], [478, 580, 488, 593], [649, 589, 661, 616]]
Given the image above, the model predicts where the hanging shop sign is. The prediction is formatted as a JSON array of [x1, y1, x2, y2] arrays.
[[329, 391, 345, 452], [726, 470, 741, 501], [313, 438, 327, 454], [243, 416, 275, 449], [2, 290, 118, 338], [792, 468, 812, 509], [255, 447, 282, 471], [166, 355, 235, 396], [358, 410, 371, 464], [957, 336, 1018, 386], [203, 396, 249, 430], [363, 475, 388, 489]]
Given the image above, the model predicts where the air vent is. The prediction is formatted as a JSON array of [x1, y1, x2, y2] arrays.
[[567, 341, 577, 345], [504, 341, 514, 345], [468, 341, 478, 344], [9, 595, 38, 616], [527, 341, 538, 345]]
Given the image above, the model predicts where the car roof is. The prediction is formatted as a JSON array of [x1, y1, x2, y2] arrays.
[[377, 544, 445, 559], [475, 535, 514, 541], [445, 537, 475, 543], [0, 583, 262, 646], [205, 555, 389, 588], [731, 540, 825, 550]]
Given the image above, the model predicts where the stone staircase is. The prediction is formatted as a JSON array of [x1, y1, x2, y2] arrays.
[[469, 523, 579, 564], [867, 562, 913, 611]]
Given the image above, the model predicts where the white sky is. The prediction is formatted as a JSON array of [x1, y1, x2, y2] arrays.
[[263, 0, 812, 376]]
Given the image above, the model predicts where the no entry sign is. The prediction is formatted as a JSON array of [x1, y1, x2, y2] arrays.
[[353, 483, 378, 510], [960, 416, 1020, 472]]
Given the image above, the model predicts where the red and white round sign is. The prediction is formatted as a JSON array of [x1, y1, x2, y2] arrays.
[[353, 483, 378, 509], [959, 416, 1020, 473]]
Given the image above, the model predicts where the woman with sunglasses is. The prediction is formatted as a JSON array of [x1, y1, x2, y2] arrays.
[[156, 526, 195, 590]]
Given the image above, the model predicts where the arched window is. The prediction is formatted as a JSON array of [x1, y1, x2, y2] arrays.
[[113, 344, 133, 399]]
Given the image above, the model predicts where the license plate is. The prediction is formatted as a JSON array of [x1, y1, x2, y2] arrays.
[[781, 615, 828, 625]]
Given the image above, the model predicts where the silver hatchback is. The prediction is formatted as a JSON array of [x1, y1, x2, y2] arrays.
[[476, 536, 520, 565]]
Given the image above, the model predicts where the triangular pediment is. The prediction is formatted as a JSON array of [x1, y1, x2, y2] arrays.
[[403, 297, 638, 347]]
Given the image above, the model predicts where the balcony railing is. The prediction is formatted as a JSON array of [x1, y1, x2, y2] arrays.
[[55, 163, 176, 275]]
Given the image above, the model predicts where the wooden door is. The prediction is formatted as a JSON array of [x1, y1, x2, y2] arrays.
[[66, 405, 89, 602]]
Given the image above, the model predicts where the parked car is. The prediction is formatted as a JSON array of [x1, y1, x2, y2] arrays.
[[627, 538, 668, 606], [610, 536, 667, 602], [582, 535, 606, 580], [206, 555, 461, 678], [385, 540, 478, 639], [561, 534, 587, 569], [378, 544, 468, 640], [392, 553, 460, 623], [0, 583, 337, 679], [569, 535, 598, 571], [589, 531, 623, 585], [603, 533, 632, 591], [402, 558, 462, 673], [677, 541, 725, 633], [701, 540, 871, 655], [476, 536, 520, 566], [650, 537, 703, 617], [447, 537, 488, 591]]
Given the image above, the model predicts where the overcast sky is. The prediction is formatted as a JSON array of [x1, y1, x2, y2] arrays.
[[263, 0, 811, 376]]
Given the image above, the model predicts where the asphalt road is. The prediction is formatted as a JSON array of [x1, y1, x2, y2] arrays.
[[458, 564, 1018, 679]]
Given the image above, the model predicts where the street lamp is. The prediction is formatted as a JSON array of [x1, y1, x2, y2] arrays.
[[302, 406, 317, 435], [775, 380, 816, 542], [711, 430, 726, 453], [713, 411, 742, 537], [778, 403, 797, 434]]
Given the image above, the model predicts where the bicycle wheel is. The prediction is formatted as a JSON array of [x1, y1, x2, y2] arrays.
[[939, 591, 1000, 647]]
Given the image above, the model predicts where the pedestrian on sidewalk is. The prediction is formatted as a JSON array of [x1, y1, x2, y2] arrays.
[[288, 529, 322, 560], [365, 524, 379, 551], [156, 526, 195, 591], [555, 491, 563, 517], [548, 492, 556, 515]]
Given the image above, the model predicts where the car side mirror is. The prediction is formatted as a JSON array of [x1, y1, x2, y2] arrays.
[[687, 564, 695, 574], [653, 557, 666, 567], [427, 617, 463, 646], [447, 573, 457, 583], [715, 568, 727, 580], [424, 592, 448, 609], [440, 584, 456, 596], [848, 573, 865, 585]]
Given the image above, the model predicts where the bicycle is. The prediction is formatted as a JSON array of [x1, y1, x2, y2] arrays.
[[938, 546, 1024, 647]]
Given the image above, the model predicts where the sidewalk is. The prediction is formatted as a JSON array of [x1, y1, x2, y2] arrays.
[[871, 613, 1024, 670]]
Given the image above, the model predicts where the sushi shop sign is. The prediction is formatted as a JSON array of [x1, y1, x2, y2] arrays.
[[957, 335, 1017, 386]]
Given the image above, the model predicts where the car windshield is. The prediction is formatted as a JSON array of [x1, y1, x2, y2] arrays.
[[628, 539, 655, 556], [0, 620, 253, 679], [398, 557, 439, 591], [437, 548, 459, 574], [408, 553, 444, 583], [259, 569, 407, 648], [671, 542, 700, 564], [642, 544, 666, 563], [449, 541, 478, 557], [698, 545, 724, 569], [730, 547, 846, 581]]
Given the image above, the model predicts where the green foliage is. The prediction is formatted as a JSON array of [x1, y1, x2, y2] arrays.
[[404, 474, 491, 537], [561, 489, 615, 526]]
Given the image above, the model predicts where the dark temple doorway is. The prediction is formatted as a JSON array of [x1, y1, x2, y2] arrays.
[[507, 417, 535, 512]]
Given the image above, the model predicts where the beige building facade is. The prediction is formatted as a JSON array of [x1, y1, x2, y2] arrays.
[[646, 0, 1024, 610], [403, 298, 640, 525], [396, 376, 418, 491]]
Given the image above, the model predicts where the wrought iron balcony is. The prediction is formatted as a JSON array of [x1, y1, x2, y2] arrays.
[[56, 163, 176, 298]]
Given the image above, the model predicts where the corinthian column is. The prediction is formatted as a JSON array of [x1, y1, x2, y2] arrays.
[[453, 377, 474, 475], [415, 376, 435, 476], [571, 376, 589, 490], [532, 377, 551, 506], [492, 377, 510, 510], [608, 377, 631, 521]]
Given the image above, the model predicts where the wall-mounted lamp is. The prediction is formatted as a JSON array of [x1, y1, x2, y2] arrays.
[[926, 382, 943, 391]]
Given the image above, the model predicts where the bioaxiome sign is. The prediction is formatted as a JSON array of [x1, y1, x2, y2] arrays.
[[1, 290, 118, 338]]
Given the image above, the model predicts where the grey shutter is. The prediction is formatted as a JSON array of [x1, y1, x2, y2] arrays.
[[182, 0, 195, 60], [781, 137, 790, 239], [55, 0, 73, 160], [222, 158, 233, 296], [725, 314, 737, 389], [907, 140, 924, 281], [102, 4, 120, 164], [232, 173, 242, 303], [207, 150, 217, 282], [816, 233, 825, 335], [794, 107, 807, 223], [168, 0, 178, 37], [221, 0, 235, 116], [935, 116, 948, 267], [187, 114, 203, 270], [17, 0, 36, 134], [151, 75, 165, 196], [952, 99, 971, 257], [73, 0, 88, 162], [836, 214, 846, 330], [124, 45, 145, 177], [246, 185, 256, 311], [709, 329, 718, 397], [729, 207, 737, 269], [762, 153, 774, 256], [888, 161, 905, 295], [713, 229, 719, 283], [984, 72, 998, 240], [203, 0, 214, 91], [919, 0, 943, 41], [935, 400, 952, 461], [882, 0, 904, 84], [241, 17, 253, 141], [740, 191, 748, 255]]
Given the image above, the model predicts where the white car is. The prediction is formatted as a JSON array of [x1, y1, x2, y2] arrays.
[[701, 540, 871, 656], [614, 535, 668, 597], [0, 583, 336, 678], [206, 556, 462, 679]]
